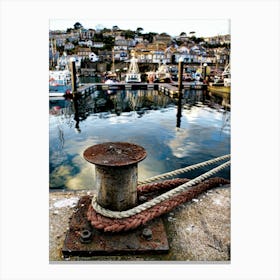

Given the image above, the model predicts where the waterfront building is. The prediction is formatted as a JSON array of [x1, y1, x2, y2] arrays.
[[77, 47, 92, 58], [92, 42, 105, 48], [79, 28, 95, 40], [49, 49, 59, 68], [204, 34, 231, 45], [153, 33, 172, 45], [64, 42, 75, 51], [113, 49, 128, 62], [134, 35, 144, 43], [78, 40, 93, 47], [89, 52, 99, 62]]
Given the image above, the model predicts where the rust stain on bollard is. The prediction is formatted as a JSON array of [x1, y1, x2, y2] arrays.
[[83, 142, 146, 211]]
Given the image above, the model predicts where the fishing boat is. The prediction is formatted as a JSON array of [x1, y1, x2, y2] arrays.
[[49, 70, 72, 97], [125, 51, 141, 83], [146, 61, 172, 83], [146, 71, 156, 83], [208, 63, 231, 94], [49, 64, 79, 97], [49, 86, 72, 97], [49, 69, 71, 86], [154, 62, 172, 83], [49, 54, 80, 86], [208, 84, 230, 94]]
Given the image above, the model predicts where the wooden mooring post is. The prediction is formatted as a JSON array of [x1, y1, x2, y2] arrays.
[[70, 57, 77, 97], [176, 57, 184, 127]]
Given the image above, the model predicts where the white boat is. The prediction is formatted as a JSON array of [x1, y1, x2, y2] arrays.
[[194, 72, 202, 81], [49, 87, 72, 97], [49, 91, 66, 97], [212, 63, 230, 86], [49, 64, 80, 98], [154, 62, 172, 83], [221, 63, 231, 87], [105, 79, 117, 84], [125, 51, 141, 83], [49, 69, 71, 86], [146, 62, 172, 83]]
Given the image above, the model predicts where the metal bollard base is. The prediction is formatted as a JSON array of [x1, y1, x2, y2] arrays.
[[62, 196, 169, 258]]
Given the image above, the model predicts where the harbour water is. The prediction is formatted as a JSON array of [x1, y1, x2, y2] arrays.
[[49, 89, 230, 191]]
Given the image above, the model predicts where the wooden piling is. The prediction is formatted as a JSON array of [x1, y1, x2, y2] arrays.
[[70, 58, 77, 96]]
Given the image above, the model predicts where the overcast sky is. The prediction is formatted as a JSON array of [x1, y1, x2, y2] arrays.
[[49, 18, 230, 38]]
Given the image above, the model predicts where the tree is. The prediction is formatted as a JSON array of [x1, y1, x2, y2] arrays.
[[94, 33, 103, 41], [74, 22, 83, 30], [136, 27, 143, 35], [160, 32, 170, 36], [192, 37, 204, 44], [180, 32, 186, 36], [66, 28, 74, 33], [124, 29, 135, 39], [143, 32, 157, 43], [102, 36, 115, 50], [102, 27, 111, 33]]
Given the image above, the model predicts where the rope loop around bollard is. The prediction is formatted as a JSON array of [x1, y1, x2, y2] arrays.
[[91, 159, 230, 219]]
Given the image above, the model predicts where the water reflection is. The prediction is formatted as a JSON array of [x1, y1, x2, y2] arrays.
[[49, 89, 230, 190], [50, 90, 173, 130]]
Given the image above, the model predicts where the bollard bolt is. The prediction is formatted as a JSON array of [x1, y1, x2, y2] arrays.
[[138, 195, 148, 203], [142, 228, 153, 240], [80, 229, 93, 244]]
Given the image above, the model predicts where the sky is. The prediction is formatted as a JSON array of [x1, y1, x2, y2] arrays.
[[49, 18, 230, 38]]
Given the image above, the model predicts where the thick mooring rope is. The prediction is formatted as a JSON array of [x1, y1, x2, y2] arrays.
[[91, 160, 230, 219], [87, 177, 230, 232], [138, 154, 230, 185]]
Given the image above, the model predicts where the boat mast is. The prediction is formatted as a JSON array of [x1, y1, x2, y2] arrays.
[[215, 53, 218, 74], [127, 50, 139, 74], [111, 48, 115, 73], [51, 38, 57, 68]]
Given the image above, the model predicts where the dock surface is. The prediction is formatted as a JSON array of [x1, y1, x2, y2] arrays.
[[49, 184, 230, 262]]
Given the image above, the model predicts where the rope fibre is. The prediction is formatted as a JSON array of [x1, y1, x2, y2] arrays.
[[138, 154, 230, 185], [92, 159, 231, 219], [87, 177, 229, 232]]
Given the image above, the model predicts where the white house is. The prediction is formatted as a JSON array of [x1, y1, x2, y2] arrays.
[[89, 52, 99, 62], [64, 43, 75, 50], [93, 42, 104, 48], [152, 51, 165, 64], [78, 40, 93, 47]]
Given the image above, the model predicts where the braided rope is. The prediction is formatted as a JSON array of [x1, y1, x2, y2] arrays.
[[92, 160, 230, 219], [137, 178, 189, 194], [138, 154, 230, 185], [87, 177, 230, 232]]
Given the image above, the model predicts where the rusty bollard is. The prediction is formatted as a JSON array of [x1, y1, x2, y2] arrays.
[[83, 142, 147, 211]]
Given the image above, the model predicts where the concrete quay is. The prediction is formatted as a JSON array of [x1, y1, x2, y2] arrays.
[[49, 184, 230, 262]]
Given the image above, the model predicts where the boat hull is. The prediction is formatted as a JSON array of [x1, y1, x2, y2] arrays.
[[125, 74, 141, 83], [208, 85, 230, 94], [49, 92, 66, 97]]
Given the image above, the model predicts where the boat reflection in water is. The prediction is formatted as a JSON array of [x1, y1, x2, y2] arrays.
[[49, 89, 230, 191]]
